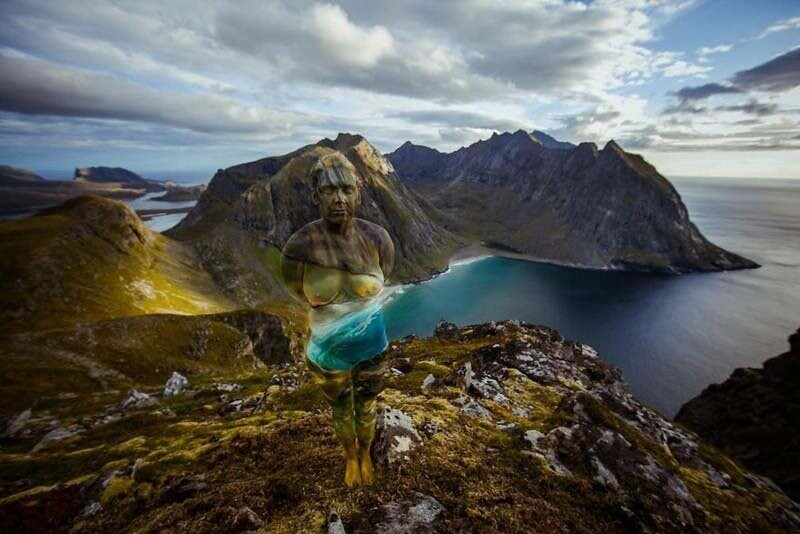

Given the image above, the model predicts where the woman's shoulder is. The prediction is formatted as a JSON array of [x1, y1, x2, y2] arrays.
[[354, 218, 391, 246], [282, 219, 324, 258]]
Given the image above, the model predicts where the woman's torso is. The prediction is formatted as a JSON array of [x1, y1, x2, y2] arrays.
[[302, 262, 384, 308]]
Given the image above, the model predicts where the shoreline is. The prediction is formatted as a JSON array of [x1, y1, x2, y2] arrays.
[[379, 241, 607, 305]]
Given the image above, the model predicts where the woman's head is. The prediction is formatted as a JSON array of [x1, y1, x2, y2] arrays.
[[311, 152, 361, 226]]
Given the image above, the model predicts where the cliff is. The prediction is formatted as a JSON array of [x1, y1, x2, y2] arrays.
[[387, 131, 758, 274], [676, 326, 800, 501], [1, 320, 797, 532]]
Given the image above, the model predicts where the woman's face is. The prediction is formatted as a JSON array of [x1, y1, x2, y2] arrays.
[[313, 165, 360, 226]]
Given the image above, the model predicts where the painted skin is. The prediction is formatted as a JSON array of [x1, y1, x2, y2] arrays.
[[281, 152, 395, 486]]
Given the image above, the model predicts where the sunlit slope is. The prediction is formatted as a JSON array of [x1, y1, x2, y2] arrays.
[[0, 195, 240, 334]]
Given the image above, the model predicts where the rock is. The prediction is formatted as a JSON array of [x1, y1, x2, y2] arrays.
[[164, 372, 189, 396], [221, 400, 244, 415], [31, 425, 85, 453], [326, 509, 347, 534], [163, 474, 207, 503], [212, 382, 243, 392], [230, 506, 263, 531], [676, 326, 800, 501], [420, 374, 435, 390], [434, 320, 461, 340], [373, 407, 423, 467], [120, 389, 159, 411], [4, 408, 32, 438], [420, 420, 443, 438], [375, 492, 445, 533], [452, 394, 492, 421]]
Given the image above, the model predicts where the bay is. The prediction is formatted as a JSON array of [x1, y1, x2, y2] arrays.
[[382, 176, 800, 417]]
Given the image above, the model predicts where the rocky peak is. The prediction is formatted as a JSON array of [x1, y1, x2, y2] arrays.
[[530, 130, 576, 149]]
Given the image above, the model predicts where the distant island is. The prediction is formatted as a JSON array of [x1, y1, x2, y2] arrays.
[[0, 165, 206, 217]]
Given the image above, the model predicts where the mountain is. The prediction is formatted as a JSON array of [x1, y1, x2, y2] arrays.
[[74, 166, 164, 192], [387, 130, 758, 274], [165, 133, 468, 303], [530, 130, 575, 149], [676, 326, 800, 501], [1, 319, 797, 532], [0, 165, 47, 186], [0, 165, 157, 215]]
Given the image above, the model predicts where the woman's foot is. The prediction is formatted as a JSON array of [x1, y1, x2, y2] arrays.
[[345, 453, 362, 486], [360, 447, 375, 484]]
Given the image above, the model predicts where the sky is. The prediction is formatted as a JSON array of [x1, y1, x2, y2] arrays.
[[0, 0, 798, 179]]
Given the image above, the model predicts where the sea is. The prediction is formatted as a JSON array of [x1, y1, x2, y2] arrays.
[[381, 176, 800, 417]]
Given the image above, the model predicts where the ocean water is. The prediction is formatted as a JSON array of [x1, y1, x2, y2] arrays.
[[382, 176, 800, 417]]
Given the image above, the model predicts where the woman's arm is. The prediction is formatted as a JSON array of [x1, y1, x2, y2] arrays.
[[280, 252, 308, 305]]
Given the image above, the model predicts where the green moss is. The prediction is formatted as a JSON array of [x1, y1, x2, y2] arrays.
[[577, 392, 679, 471], [101, 477, 134, 505]]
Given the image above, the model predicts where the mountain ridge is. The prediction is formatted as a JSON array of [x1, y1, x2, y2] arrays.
[[387, 131, 758, 274]]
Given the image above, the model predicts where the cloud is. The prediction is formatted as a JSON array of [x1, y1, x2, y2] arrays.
[[697, 44, 733, 56], [755, 16, 800, 40], [0, 53, 304, 134], [671, 48, 800, 108], [714, 100, 779, 116], [386, 110, 528, 132], [672, 83, 741, 103], [309, 3, 394, 67], [731, 48, 800, 92]]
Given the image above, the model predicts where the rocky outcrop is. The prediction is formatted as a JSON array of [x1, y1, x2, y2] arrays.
[[74, 167, 164, 192], [676, 326, 800, 501], [165, 133, 466, 304], [151, 183, 206, 202], [387, 130, 758, 273], [1, 319, 797, 532]]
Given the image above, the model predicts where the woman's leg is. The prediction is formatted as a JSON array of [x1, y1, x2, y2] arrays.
[[352, 353, 386, 483], [305, 356, 362, 486]]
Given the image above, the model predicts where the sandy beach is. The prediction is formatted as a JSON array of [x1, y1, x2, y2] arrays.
[[378, 241, 578, 305]]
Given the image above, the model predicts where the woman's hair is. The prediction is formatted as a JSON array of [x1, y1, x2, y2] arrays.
[[310, 152, 359, 190]]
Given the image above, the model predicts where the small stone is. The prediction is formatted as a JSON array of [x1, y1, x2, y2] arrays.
[[376, 492, 445, 533], [373, 407, 423, 467], [120, 389, 158, 411], [421, 374, 435, 390], [231, 506, 263, 531], [327, 509, 347, 534], [164, 372, 189, 396], [5, 408, 32, 438], [452, 395, 492, 421], [213, 382, 243, 392], [31, 425, 85, 453]]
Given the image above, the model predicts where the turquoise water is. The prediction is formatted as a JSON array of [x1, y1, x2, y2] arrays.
[[308, 301, 389, 371], [382, 176, 800, 417]]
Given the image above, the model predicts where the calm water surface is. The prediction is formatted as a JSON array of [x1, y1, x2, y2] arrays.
[[382, 176, 800, 416]]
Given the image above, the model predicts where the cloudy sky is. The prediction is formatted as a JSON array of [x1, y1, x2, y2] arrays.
[[1, 0, 798, 179]]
